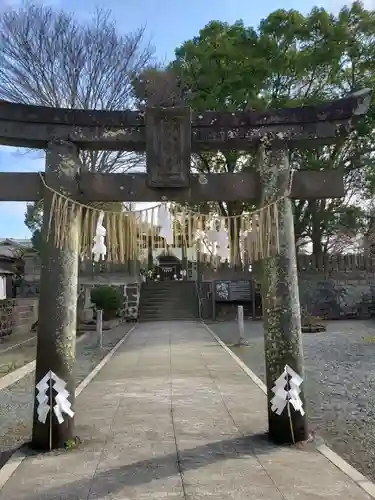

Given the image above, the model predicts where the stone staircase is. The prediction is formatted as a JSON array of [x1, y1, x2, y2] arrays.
[[138, 281, 199, 322]]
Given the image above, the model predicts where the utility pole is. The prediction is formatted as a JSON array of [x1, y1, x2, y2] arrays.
[[260, 141, 307, 444], [31, 140, 81, 450]]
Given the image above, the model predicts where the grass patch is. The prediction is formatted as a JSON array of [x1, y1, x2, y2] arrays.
[[301, 310, 326, 333], [64, 436, 82, 450], [0, 360, 23, 375]]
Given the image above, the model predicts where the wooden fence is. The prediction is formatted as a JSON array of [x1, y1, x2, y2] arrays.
[[296, 254, 375, 272], [23, 251, 375, 281], [200, 253, 375, 281]]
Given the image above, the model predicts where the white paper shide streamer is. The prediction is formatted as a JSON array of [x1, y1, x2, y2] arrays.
[[36, 371, 75, 425], [92, 211, 107, 262], [158, 203, 174, 245], [203, 218, 229, 261], [270, 365, 304, 417]]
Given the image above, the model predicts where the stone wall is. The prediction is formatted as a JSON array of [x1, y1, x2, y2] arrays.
[[299, 278, 375, 319], [201, 275, 375, 321], [123, 282, 140, 320], [0, 300, 14, 337], [198, 281, 213, 320], [0, 298, 38, 337], [16, 252, 375, 322], [13, 298, 39, 334], [16, 280, 40, 297]]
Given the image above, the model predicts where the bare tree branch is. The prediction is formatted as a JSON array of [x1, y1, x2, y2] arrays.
[[0, 3, 154, 174], [1, 2, 154, 233]]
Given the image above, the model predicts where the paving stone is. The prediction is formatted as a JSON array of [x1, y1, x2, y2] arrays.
[[212, 319, 375, 482], [0, 321, 372, 500]]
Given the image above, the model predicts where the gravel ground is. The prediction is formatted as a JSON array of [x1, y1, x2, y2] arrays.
[[0, 331, 88, 377], [0, 343, 36, 377], [209, 319, 375, 482], [0, 330, 35, 351], [0, 323, 133, 468], [0, 334, 37, 376]]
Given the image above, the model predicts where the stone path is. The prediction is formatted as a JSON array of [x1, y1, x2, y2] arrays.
[[0, 321, 373, 500], [211, 319, 375, 481], [0, 323, 133, 468]]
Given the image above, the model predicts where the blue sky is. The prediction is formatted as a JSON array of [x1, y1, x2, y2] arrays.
[[0, 0, 367, 238]]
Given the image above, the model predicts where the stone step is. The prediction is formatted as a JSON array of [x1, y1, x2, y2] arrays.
[[139, 305, 196, 310], [141, 288, 188, 292], [140, 290, 194, 296], [139, 311, 197, 317], [140, 294, 194, 300], [138, 281, 198, 321], [139, 310, 196, 316], [140, 290, 195, 297], [139, 317, 197, 322], [141, 287, 195, 293], [142, 280, 195, 289], [139, 295, 195, 302], [139, 306, 198, 315]]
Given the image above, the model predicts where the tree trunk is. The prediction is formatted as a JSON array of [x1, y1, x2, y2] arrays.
[[31, 140, 81, 450], [228, 211, 242, 269], [260, 142, 308, 444], [310, 201, 323, 267]]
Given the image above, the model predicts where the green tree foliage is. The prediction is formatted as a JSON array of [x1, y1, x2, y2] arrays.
[[24, 200, 44, 251], [90, 286, 123, 320], [135, 2, 375, 256]]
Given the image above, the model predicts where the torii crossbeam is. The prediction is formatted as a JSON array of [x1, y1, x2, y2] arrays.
[[0, 88, 371, 449]]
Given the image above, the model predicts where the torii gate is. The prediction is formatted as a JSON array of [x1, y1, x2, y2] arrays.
[[0, 89, 371, 449]]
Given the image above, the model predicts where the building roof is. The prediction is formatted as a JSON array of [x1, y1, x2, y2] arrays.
[[0, 238, 32, 248], [0, 267, 13, 275], [0, 238, 36, 261], [0, 243, 26, 260]]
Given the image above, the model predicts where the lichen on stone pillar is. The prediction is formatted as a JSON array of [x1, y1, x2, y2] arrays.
[[31, 139, 81, 451], [259, 139, 308, 444]]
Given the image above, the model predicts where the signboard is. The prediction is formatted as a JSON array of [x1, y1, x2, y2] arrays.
[[214, 280, 252, 302], [229, 280, 252, 301]]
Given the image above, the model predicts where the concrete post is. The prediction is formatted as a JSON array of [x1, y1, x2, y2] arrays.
[[211, 281, 216, 321], [84, 286, 92, 308], [260, 141, 308, 444], [31, 140, 81, 450], [237, 305, 244, 344], [96, 309, 103, 349]]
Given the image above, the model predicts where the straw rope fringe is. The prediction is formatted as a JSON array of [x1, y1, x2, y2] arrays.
[[38, 172, 291, 265]]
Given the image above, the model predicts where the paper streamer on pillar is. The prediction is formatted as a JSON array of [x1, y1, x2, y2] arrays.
[[270, 365, 304, 417], [36, 371, 74, 425], [40, 172, 283, 266]]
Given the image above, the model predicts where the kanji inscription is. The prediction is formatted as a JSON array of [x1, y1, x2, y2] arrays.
[[145, 106, 191, 188]]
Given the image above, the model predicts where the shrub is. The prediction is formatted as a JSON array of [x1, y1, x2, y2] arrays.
[[90, 286, 123, 320], [301, 309, 326, 333]]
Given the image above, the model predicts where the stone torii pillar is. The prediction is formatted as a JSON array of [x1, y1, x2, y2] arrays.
[[31, 140, 81, 450], [0, 88, 370, 450], [259, 140, 306, 443]]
